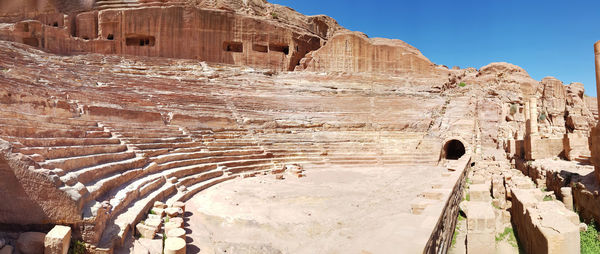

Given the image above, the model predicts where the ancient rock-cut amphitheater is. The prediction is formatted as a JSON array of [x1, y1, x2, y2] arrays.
[[0, 0, 600, 253]]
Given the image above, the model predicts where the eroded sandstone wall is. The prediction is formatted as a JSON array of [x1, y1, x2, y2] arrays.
[[299, 31, 443, 76]]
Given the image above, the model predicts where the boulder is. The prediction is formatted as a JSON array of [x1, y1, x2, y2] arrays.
[[16, 232, 46, 254]]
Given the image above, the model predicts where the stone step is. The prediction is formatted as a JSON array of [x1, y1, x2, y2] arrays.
[[82, 166, 147, 208], [0, 111, 99, 126], [0, 125, 110, 138], [1, 136, 121, 147], [175, 168, 225, 189], [97, 180, 176, 250], [153, 149, 265, 164], [41, 151, 136, 172], [17, 144, 127, 160], [205, 145, 263, 151], [225, 163, 273, 174], [165, 175, 237, 205], [0, 118, 102, 131], [75, 156, 148, 185], [157, 153, 270, 172], [219, 158, 273, 168], [116, 131, 187, 139], [131, 141, 202, 150], [206, 141, 260, 147], [121, 137, 193, 144], [103, 124, 181, 132]]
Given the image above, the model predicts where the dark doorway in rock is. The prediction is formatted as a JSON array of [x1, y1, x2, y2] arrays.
[[223, 41, 243, 52], [444, 139, 465, 160], [269, 44, 289, 55]]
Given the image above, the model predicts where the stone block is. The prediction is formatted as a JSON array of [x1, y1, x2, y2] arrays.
[[465, 202, 495, 254], [44, 225, 71, 254], [0, 246, 13, 254], [16, 232, 46, 254], [153, 201, 167, 209], [164, 238, 186, 254], [145, 218, 162, 229], [469, 184, 491, 202], [136, 223, 158, 239], [171, 201, 185, 213], [165, 207, 183, 218], [151, 207, 165, 217], [560, 187, 573, 211], [164, 221, 183, 232], [166, 228, 186, 240]]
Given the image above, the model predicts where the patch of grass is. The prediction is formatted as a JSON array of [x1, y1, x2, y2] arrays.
[[149, 209, 156, 215], [458, 82, 466, 87], [164, 216, 170, 223], [581, 220, 600, 254], [496, 227, 518, 248], [543, 195, 553, 201], [68, 240, 86, 254], [451, 213, 466, 248], [465, 193, 470, 201]]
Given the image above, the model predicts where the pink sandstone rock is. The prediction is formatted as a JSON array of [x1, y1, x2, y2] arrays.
[[16, 232, 46, 254]]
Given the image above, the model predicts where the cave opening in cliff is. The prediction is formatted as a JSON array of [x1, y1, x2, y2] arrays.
[[224, 41, 243, 52], [126, 35, 155, 47], [252, 44, 268, 53], [52, 22, 58, 27], [269, 44, 289, 55], [443, 139, 465, 160], [107, 34, 114, 40]]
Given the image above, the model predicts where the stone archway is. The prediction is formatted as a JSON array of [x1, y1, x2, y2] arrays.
[[443, 139, 466, 160]]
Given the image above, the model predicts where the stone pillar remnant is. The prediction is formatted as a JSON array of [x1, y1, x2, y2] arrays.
[[529, 97, 538, 135], [592, 41, 600, 182]]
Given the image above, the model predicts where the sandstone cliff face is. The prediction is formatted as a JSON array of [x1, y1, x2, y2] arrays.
[[299, 32, 444, 77]]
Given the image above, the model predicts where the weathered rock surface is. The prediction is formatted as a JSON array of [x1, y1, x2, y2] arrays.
[[16, 232, 46, 254]]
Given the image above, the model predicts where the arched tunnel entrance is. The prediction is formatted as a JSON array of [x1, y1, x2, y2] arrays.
[[444, 139, 466, 160]]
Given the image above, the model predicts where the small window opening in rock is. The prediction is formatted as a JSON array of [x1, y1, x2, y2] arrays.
[[107, 34, 114, 40], [223, 41, 243, 52], [269, 44, 289, 55], [471, 162, 475, 167], [444, 139, 465, 160], [252, 44, 268, 53], [23, 23, 29, 32], [125, 35, 155, 46], [53, 22, 58, 27], [82, 37, 89, 40]]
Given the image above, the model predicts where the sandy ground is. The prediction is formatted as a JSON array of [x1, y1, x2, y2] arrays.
[[184, 164, 448, 254]]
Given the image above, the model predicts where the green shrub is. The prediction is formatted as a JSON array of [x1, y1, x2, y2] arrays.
[[465, 193, 470, 201], [582, 220, 600, 254], [458, 82, 466, 87], [270, 12, 278, 19], [543, 195, 553, 201], [538, 112, 547, 122], [68, 240, 86, 254], [510, 104, 518, 115]]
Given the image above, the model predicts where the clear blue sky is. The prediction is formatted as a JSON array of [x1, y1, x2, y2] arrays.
[[271, 0, 600, 97]]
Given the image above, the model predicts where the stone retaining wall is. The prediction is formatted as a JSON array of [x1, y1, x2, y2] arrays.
[[423, 156, 470, 254]]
